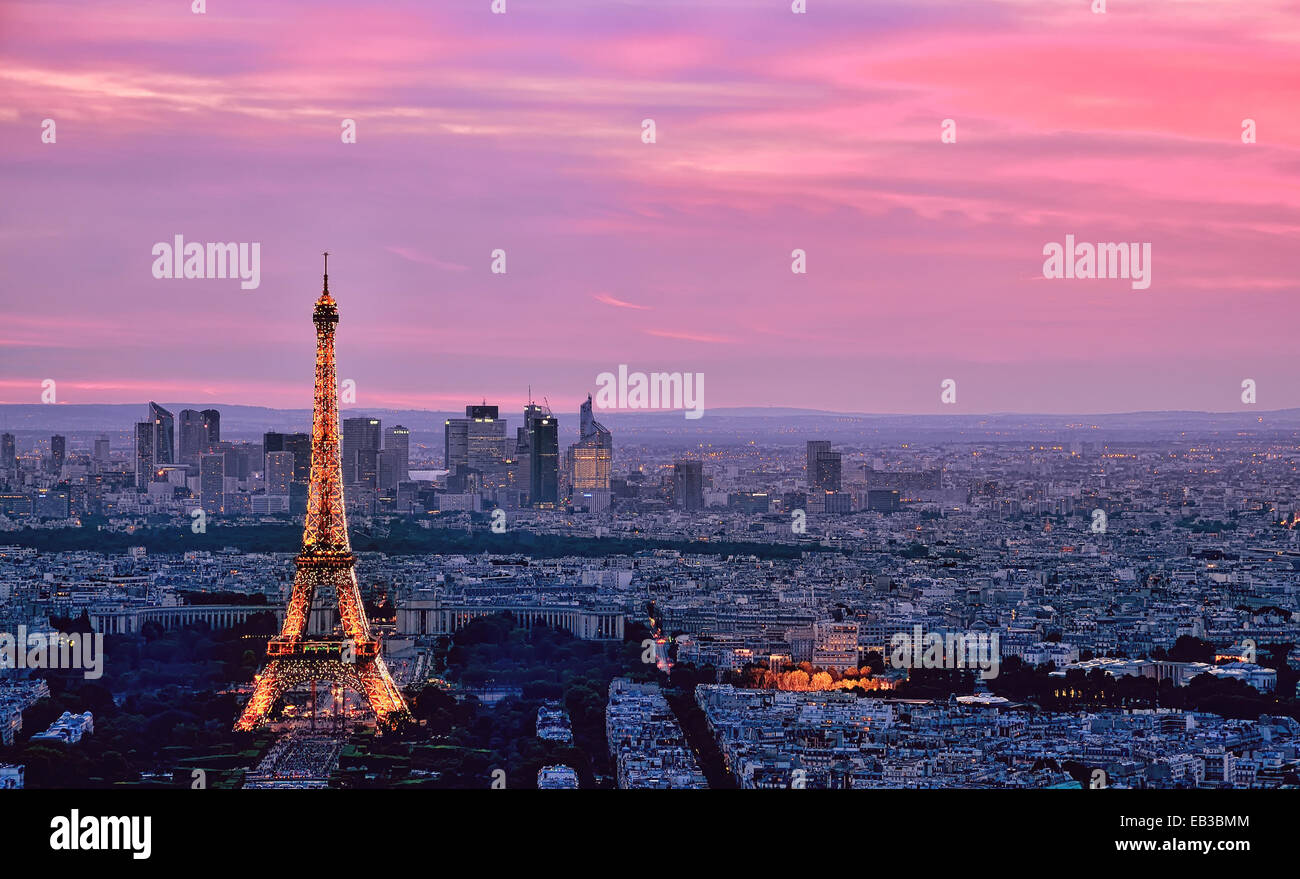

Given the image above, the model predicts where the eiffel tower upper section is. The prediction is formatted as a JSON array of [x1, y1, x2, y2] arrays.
[[301, 252, 352, 561]]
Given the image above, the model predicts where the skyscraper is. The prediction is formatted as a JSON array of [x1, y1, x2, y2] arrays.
[[200, 453, 225, 513], [806, 441, 830, 477], [807, 440, 841, 492], [445, 406, 506, 475], [378, 449, 402, 492], [93, 434, 110, 464], [265, 451, 294, 496], [202, 408, 220, 446], [1, 433, 15, 471], [385, 425, 410, 484], [446, 419, 468, 473], [356, 447, 379, 489], [179, 409, 220, 464], [514, 420, 531, 500], [567, 393, 613, 502], [341, 417, 381, 484], [134, 421, 156, 490], [523, 403, 558, 507], [179, 410, 202, 463], [148, 402, 175, 466], [49, 435, 65, 474], [465, 407, 505, 474], [673, 460, 704, 510], [264, 432, 312, 483], [286, 433, 310, 483]]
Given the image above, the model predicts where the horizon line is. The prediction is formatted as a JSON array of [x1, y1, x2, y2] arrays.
[[0, 402, 1293, 420]]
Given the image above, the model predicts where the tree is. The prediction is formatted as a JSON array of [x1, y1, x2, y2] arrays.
[[1167, 636, 1213, 664]]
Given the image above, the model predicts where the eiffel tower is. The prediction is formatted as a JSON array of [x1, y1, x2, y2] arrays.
[[234, 255, 410, 732]]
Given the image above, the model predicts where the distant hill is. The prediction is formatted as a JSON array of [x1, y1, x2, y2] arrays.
[[3, 402, 1299, 445]]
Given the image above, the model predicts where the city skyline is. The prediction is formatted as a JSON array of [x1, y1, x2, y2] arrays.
[[3, 1, 1299, 413]]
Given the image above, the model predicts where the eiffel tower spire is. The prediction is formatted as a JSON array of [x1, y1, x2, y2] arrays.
[[235, 257, 410, 733], [302, 253, 348, 559]]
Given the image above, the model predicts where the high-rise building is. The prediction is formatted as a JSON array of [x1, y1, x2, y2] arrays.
[[514, 403, 543, 501], [816, 453, 842, 491], [93, 434, 110, 464], [579, 394, 605, 441], [567, 393, 613, 503], [49, 435, 65, 474], [179, 410, 202, 463], [202, 408, 220, 445], [265, 451, 294, 496], [341, 417, 381, 484], [446, 420, 468, 473], [514, 431, 529, 499], [200, 453, 225, 513], [179, 409, 220, 463], [465, 407, 505, 474], [378, 450, 401, 492], [1, 433, 14, 471], [285, 433, 310, 483], [523, 404, 558, 507], [206, 441, 254, 480], [807, 440, 841, 492], [445, 406, 506, 475], [355, 447, 379, 489], [135, 403, 176, 487], [673, 460, 704, 510], [134, 421, 156, 490], [264, 432, 311, 483], [148, 402, 175, 466], [385, 425, 410, 484]]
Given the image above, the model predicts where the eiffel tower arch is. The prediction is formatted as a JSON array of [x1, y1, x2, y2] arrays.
[[235, 255, 411, 733]]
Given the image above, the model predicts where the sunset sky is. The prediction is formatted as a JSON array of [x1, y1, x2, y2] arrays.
[[1, 0, 1298, 414]]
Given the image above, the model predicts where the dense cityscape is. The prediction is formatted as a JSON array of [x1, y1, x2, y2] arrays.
[[2, 384, 1298, 790]]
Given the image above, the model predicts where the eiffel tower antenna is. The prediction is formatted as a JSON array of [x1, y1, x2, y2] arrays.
[[235, 257, 410, 734]]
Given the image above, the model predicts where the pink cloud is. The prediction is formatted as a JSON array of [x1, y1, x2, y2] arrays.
[[592, 293, 650, 310], [645, 330, 735, 344], [384, 246, 468, 272]]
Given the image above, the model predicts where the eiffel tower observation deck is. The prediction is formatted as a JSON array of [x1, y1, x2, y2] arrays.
[[234, 255, 410, 732]]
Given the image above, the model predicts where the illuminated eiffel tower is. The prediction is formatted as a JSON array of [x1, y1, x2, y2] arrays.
[[234, 254, 410, 732]]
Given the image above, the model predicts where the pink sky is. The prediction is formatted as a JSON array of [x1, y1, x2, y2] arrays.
[[1, 0, 1298, 414]]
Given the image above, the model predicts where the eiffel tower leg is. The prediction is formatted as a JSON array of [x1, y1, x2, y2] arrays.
[[354, 658, 410, 730], [234, 661, 289, 731]]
